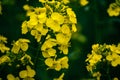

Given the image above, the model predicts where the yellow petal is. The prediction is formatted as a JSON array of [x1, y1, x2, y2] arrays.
[[42, 51, 50, 58], [72, 24, 77, 32], [11, 44, 20, 54], [19, 70, 27, 78], [7, 74, 15, 80], [45, 58, 54, 67], [47, 48, 56, 56], [21, 43, 28, 51]]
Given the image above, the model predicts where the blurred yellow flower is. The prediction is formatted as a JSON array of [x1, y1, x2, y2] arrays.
[[92, 72, 101, 80], [113, 77, 119, 80], [80, 0, 89, 6], [106, 53, 120, 67], [0, 35, 7, 43], [7, 74, 20, 80], [107, 3, 120, 16], [0, 43, 10, 53], [0, 55, 10, 64]]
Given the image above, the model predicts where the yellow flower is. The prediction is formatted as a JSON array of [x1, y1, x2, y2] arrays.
[[92, 44, 99, 50], [92, 72, 101, 80], [54, 73, 65, 80], [36, 8, 47, 23], [113, 77, 119, 80], [107, 3, 120, 16], [46, 18, 61, 32], [7, 74, 20, 80], [0, 43, 10, 53], [31, 30, 41, 42], [34, 23, 48, 36], [41, 38, 57, 51], [45, 56, 69, 71], [20, 54, 34, 65], [80, 0, 89, 6], [51, 12, 64, 25], [28, 13, 38, 26], [86, 65, 93, 72], [58, 56, 69, 69], [21, 21, 28, 34], [62, 0, 69, 4], [61, 24, 71, 35], [58, 45, 69, 55], [46, 12, 64, 32], [42, 48, 56, 58], [110, 45, 120, 54], [19, 65, 36, 79], [0, 55, 10, 64], [106, 53, 120, 67], [23, 4, 31, 11], [67, 8, 77, 23], [45, 58, 54, 67], [56, 33, 70, 45], [72, 24, 77, 32], [11, 39, 30, 53], [0, 35, 7, 43], [86, 53, 102, 66]]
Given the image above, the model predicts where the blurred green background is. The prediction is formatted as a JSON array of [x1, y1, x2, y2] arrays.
[[0, 0, 120, 80]]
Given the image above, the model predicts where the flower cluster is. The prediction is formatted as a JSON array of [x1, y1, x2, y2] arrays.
[[86, 43, 120, 80], [0, 35, 10, 65], [21, 0, 77, 72], [0, 35, 35, 79], [7, 65, 36, 80], [0, 0, 77, 79], [107, 0, 120, 16]]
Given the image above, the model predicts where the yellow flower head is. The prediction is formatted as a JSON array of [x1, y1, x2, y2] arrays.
[[41, 38, 57, 51], [107, 3, 120, 16], [46, 12, 64, 32], [19, 65, 36, 79], [42, 48, 56, 58], [56, 33, 70, 45], [11, 38, 30, 54], [0, 55, 10, 64]]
